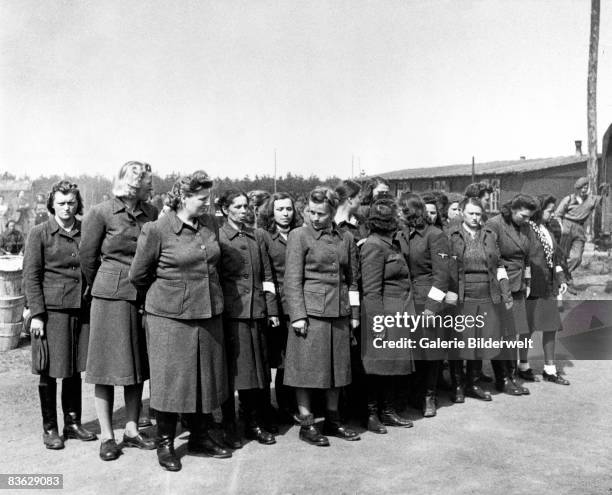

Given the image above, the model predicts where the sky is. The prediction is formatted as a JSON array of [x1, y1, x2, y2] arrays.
[[1, 0, 612, 180]]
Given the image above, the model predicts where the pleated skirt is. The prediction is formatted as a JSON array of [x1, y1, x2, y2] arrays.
[[225, 318, 270, 390]]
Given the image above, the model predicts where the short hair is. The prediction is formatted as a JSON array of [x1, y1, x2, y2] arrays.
[[308, 187, 339, 214], [459, 196, 484, 212], [111, 161, 152, 198], [366, 198, 398, 234], [258, 192, 303, 233], [360, 176, 391, 205], [166, 171, 214, 211], [335, 180, 361, 204], [217, 189, 249, 216], [447, 192, 464, 205], [399, 193, 426, 229], [46, 180, 84, 216], [464, 182, 493, 199], [499, 194, 539, 222], [248, 190, 271, 208], [531, 194, 557, 225]]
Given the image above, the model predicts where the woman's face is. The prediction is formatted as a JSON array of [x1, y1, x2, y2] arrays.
[[348, 194, 362, 214], [511, 206, 534, 226], [462, 202, 482, 228], [224, 195, 249, 224], [425, 203, 438, 223], [53, 192, 78, 223], [373, 183, 390, 198], [183, 188, 211, 218], [273, 198, 294, 228], [447, 202, 460, 219], [541, 202, 555, 223], [308, 201, 332, 230]]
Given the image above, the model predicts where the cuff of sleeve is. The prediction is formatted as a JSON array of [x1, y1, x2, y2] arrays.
[[524, 266, 531, 279], [349, 290, 360, 306], [427, 286, 446, 303], [497, 267, 508, 281], [263, 281, 276, 294], [445, 291, 458, 305]]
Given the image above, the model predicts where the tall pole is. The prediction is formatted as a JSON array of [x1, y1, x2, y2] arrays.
[[471, 156, 475, 183], [588, 0, 600, 235], [273, 148, 277, 193]]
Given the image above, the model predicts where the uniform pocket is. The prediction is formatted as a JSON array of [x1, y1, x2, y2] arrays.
[[43, 284, 64, 307], [304, 289, 325, 314], [148, 280, 185, 315], [92, 270, 120, 297]]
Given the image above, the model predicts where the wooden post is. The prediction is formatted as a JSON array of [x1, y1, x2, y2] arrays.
[[588, 0, 600, 236], [471, 156, 475, 183]]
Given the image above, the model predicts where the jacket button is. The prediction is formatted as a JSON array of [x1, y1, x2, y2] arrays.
[[201, 245, 206, 250], [71, 253, 76, 257], [71, 267, 76, 270]]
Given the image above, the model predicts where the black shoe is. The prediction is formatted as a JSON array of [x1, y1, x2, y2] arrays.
[[157, 443, 181, 472], [245, 425, 276, 445], [99, 439, 121, 461], [422, 394, 436, 418], [517, 368, 539, 382], [43, 428, 64, 450], [465, 384, 492, 401], [380, 409, 413, 428], [188, 435, 232, 458], [322, 421, 361, 441], [222, 423, 244, 449], [63, 413, 97, 441], [122, 432, 156, 450], [542, 371, 570, 385], [496, 378, 523, 396], [510, 378, 530, 395], [299, 425, 330, 446], [366, 412, 388, 434], [452, 386, 466, 404], [138, 417, 154, 428]]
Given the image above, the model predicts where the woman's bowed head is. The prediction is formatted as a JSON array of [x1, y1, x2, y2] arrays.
[[111, 161, 152, 199]]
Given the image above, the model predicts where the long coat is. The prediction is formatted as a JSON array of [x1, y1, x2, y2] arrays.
[[527, 222, 566, 299]]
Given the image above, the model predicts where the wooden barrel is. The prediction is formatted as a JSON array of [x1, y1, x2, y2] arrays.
[[0, 295, 25, 323], [0, 322, 23, 352], [0, 255, 23, 297], [0, 256, 24, 351]]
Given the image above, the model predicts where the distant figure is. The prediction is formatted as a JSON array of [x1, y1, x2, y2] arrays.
[[14, 190, 31, 234], [1, 220, 25, 254], [0, 195, 10, 235], [34, 193, 49, 226], [555, 177, 610, 289]]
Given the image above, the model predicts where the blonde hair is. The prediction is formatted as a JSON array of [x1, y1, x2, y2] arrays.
[[112, 161, 152, 199]]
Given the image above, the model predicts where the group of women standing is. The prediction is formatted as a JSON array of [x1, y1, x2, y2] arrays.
[[23, 166, 571, 473]]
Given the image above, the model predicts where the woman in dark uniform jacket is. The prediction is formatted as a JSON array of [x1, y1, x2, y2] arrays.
[[217, 190, 278, 446], [130, 171, 230, 471], [360, 199, 414, 433], [284, 187, 361, 446], [485, 194, 538, 396], [397, 194, 449, 418], [80, 161, 158, 461], [519, 195, 570, 385], [24, 181, 96, 450], [258, 192, 302, 420], [446, 197, 514, 402]]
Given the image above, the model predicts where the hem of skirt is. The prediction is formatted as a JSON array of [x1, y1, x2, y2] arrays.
[[85, 374, 148, 385]]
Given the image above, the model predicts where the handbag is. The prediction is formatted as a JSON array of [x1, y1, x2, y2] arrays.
[[31, 334, 49, 374]]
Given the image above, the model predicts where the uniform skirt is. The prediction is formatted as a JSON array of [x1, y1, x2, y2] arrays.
[[500, 291, 530, 336], [455, 277, 503, 361], [265, 317, 289, 369], [32, 309, 89, 378], [284, 316, 351, 388], [85, 298, 149, 386], [225, 318, 270, 390], [526, 297, 562, 333], [145, 314, 228, 413]]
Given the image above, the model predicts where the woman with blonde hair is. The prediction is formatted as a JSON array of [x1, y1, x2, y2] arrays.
[[81, 161, 158, 461]]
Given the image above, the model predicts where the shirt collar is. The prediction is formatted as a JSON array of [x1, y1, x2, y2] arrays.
[[222, 221, 255, 240], [308, 222, 339, 240], [48, 216, 81, 237], [111, 196, 146, 217]]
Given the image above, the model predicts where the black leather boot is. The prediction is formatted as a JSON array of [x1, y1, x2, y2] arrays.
[[508, 361, 530, 395], [465, 361, 492, 401], [366, 400, 387, 434], [221, 394, 243, 449], [298, 413, 329, 446], [156, 411, 181, 471], [187, 413, 232, 458], [323, 410, 360, 441], [379, 380, 412, 427], [492, 360, 522, 396], [450, 360, 465, 403], [62, 375, 97, 441], [39, 378, 64, 450], [241, 389, 275, 445]]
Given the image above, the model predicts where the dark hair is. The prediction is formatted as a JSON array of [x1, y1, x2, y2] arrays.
[[464, 182, 493, 199], [459, 196, 484, 212], [421, 191, 445, 227], [447, 192, 464, 205], [367, 199, 398, 234], [308, 187, 339, 213], [217, 189, 249, 216], [248, 190, 271, 208], [399, 193, 426, 229], [531, 194, 557, 225], [360, 176, 391, 205], [166, 171, 214, 211], [46, 180, 84, 215], [335, 180, 361, 204], [258, 192, 303, 233], [500, 194, 539, 223]]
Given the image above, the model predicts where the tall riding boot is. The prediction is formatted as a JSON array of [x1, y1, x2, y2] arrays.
[[492, 360, 522, 395], [156, 411, 181, 471], [507, 360, 529, 395], [38, 377, 64, 449], [221, 393, 243, 449], [422, 361, 439, 417], [465, 360, 491, 401], [260, 385, 279, 433], [449, 360, 465, 403], [380, 378, 413, 428], [274, 368, 295, 422], [61, 375, 96, 441], [187, 412, 231, 458], [240, 389, 275, 445], [365, 376, 386, 434]]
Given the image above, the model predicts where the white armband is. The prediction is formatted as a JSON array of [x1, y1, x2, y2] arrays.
[[427, 286, 446, 303], [555, 266, 563, 273], [349, 290, 360, 306], [263, 281, 276, 294], [524, 266, 531, 279], [445, 291, 458, 305], [497, 267, 509, 281]]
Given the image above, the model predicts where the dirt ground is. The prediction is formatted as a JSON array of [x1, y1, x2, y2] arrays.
[[0, 246, 611, 495]]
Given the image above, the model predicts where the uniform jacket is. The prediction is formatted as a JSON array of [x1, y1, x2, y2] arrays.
[[397, 224, 449, 313], [485, 214, 534, 293], [23, 217, 83, 317], [129, 211, 224, 319], [446, 223, 511, 305], [261, 229, 289, 316], [527, 222, 566, 299], [80, 197, 158, 302], [284, 223, 360, 323], [218, 222, 277, 319]]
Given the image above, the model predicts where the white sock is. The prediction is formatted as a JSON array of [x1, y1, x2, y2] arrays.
[[518, 362, 530, 372], [544, 364, 557, 375]]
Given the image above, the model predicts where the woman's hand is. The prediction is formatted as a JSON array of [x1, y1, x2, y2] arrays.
[[350, 318, 360, 329], [504, 300, 514, 311], [559, 282, 568, 295], [292, 318, 308, 338], [268, 316, 280, 328], [30, 317, 45, 338]]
